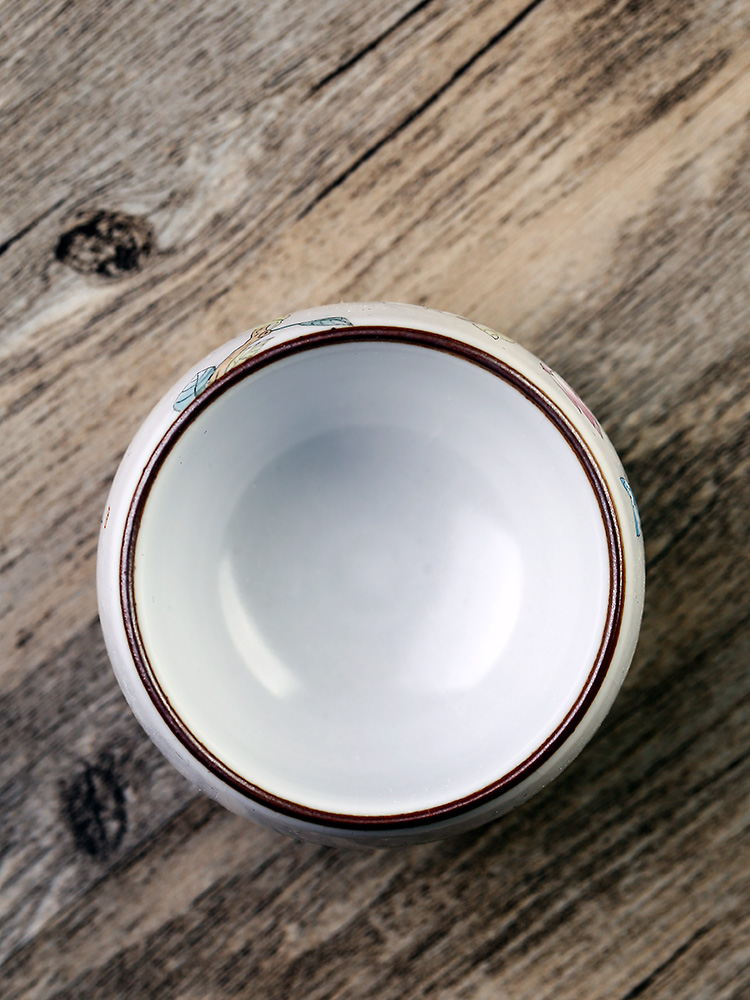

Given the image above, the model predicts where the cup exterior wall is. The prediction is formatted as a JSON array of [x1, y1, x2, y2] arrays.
[[97, 302, 645, 845]]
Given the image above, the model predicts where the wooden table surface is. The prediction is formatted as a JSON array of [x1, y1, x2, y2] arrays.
[[2, 1, 750, 996]]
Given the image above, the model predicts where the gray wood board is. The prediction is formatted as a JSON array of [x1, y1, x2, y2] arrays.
[[1, 0, 749, 996]]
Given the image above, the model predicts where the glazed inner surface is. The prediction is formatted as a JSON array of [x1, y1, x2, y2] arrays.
[[133, 340, 610, 816]]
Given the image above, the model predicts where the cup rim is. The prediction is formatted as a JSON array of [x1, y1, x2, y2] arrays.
[[119, 325, 624, 830]]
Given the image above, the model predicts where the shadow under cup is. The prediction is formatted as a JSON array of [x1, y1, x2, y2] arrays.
[[124, 332, 618, 825]]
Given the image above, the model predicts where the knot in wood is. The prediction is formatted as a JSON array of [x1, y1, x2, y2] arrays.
[[61, 751, 128, 858], [55, 209, 154, 277]]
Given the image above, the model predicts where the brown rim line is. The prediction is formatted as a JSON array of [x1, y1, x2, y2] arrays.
[[120, 326, 625, 831]]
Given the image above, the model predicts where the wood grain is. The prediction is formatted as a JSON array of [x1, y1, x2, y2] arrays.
[[1, 0, 749, 996]]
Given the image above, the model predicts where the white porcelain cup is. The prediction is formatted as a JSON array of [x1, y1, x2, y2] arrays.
[[98, 302, 645, 846]]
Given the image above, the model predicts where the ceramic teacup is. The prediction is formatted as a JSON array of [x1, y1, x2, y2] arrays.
[[97, 302, 645, 846]]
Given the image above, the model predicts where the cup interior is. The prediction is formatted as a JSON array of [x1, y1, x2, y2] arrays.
[[130, 335, 612, 818]]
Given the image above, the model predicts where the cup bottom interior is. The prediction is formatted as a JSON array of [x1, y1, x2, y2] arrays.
[[133, 338, 611, 817]]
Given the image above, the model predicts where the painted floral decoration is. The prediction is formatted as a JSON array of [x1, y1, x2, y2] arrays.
[[174, 315, 353, 412]]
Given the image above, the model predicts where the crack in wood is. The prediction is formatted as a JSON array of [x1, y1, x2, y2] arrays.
[[299, 0, 548, 218], [0, 198, 65, 259], [311, 0, 436, 93], [619, 924, 714, 1000]]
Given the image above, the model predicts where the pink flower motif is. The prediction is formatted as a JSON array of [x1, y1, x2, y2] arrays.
[[540, 362, 603, 437]]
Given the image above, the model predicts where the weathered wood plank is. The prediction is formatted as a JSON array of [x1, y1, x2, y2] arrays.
[[2, 0, 749, 995], [0, 0, 531, 690], [3, 0, 747, 691], [0, 619, 198, 964], [2, 629, 748, 998]]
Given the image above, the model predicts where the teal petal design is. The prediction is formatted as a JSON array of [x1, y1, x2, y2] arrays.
[[174, 366, 216, 412], [620, 477, 642, 537], [292, 316, 353, 328]]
